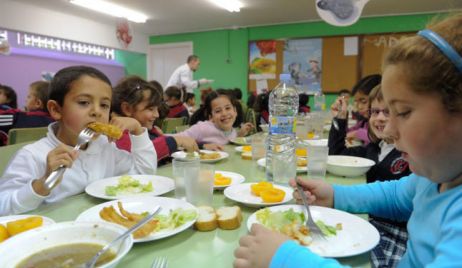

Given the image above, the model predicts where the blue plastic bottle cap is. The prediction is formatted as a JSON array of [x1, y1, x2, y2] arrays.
[[279, 73, 291, 81]]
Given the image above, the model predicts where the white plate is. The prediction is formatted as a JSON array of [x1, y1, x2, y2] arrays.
[[171, 150, 229, 163], [247, 205, 380, 258], [85, 175, 175, 200], [257, 158, 307, 173], [234, 146, 245, 153], [214, 170, 246, 190], [230, 137, 250, 145], [0, 214, 55, 226], [199, 150, 229, 163], [224, 183, 293, 207], [76, 196, 197, 243]]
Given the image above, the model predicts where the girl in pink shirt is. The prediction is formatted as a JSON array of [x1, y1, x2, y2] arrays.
[[175, 91, 253, 150]]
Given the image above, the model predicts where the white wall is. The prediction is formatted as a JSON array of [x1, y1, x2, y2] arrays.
[[0, 0, 148, 53]]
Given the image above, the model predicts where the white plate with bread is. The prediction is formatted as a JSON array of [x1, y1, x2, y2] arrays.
[[214, 171, 245, 190], [75, 196, 198, 243], [247, 205, 380, 258], [224, 183, 293, 207], [195, 206, 242, 231], [257, 158, 307, 173]]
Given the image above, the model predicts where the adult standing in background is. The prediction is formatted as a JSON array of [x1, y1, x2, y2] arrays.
[[166, 55, 213, 94]]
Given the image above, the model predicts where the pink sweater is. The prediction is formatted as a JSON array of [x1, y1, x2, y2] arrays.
[[174, 120, 237, 145]]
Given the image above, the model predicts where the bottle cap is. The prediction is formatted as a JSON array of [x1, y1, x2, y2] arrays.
[[279, 73, 291, 81]]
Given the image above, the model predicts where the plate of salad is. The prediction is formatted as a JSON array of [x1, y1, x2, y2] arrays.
[[85, 175, 174, 200], [247, 204, 380, 257], [76, 196, 198, 243]]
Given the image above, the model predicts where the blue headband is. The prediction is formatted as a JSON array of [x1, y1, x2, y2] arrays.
[[418, 29, 462, 73]]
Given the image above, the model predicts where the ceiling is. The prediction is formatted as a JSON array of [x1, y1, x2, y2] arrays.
[[12, 0, 462, 36]]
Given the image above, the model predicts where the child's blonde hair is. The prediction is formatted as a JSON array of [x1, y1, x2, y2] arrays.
[[383, 13, 462, 112]]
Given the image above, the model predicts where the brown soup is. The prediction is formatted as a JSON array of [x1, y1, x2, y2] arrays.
[[16, 242, 117, 268]]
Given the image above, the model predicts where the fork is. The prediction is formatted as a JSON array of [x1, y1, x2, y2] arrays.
[[43, 128, 95, 190], [151, 256, 168, 268], [295, 183, 326, 240]]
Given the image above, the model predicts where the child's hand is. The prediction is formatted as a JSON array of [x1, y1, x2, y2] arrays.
[[174, 136, 199, 152], [238, 123, 254, 137], [110, 116, 144, 136], [234, 224, 290, 268], [33, 144, 78, 196], [203, 143, 224, 151], [330, 96, 348, 119], [289, 177, 334, 208]]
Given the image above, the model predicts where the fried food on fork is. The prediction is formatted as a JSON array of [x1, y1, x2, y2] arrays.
[[87, 122, 123, 140], [99, 202, 158, 239]]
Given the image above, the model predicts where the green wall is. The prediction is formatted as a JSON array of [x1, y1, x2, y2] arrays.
[[115, 50, 147, 79], [149, 13, 438, 107]]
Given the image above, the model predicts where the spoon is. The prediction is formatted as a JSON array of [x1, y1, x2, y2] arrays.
[[83, 206, 161, 268]]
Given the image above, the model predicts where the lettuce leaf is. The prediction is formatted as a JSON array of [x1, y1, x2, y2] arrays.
[[105, 175, 153, 196]]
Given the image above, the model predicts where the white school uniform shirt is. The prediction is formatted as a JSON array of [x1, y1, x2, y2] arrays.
[[0, 122, 157, 216], [166, 63, 198, 93]]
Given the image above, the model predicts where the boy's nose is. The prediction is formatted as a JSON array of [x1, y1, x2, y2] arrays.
[[90, 105, 102, 117]]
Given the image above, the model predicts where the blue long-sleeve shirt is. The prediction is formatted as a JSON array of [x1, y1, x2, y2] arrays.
[[270, 174, 462, 267]]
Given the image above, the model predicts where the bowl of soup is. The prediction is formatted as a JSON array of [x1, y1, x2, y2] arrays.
[[327, 155, 375, 177], [0, 221, 133, 268]]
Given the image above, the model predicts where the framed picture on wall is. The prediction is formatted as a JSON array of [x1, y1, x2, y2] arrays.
[[283, 38, 323, 95]]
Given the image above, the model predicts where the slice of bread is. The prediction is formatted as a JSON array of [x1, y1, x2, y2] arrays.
[[216, 206, 242, 230], [194, 206, 218, 231]]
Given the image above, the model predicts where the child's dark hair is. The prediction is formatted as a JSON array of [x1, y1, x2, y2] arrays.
[[247, 93, 256, 109], [190, 90, 242, 127], [112, 75, 161, 115], [165, 86, 183, 101], [29, 81, 50, 111], [185, 93, 195, 102], [49, 65, 111, 106], [233, 88, 242, 100], [299, 94, 309, 106], [351, 74, 382, 97], [149, 80, 163, 93], [254, 93, 269, 112], [0, 84, 17, 108], [339, 88, 350, 96]]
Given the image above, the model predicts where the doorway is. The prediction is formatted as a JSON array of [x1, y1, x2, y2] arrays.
[[147, 42, 193, 88]]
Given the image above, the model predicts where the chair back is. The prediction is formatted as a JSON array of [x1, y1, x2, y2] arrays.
[[244, 109, 258, 135], [7, 127, 48, 145], [175, 125, 189, 133], [161, 117, 188, 134], [0, 142, 32, 176]]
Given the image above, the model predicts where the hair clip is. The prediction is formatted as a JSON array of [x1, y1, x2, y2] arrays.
[[418, 29, 462, 73]]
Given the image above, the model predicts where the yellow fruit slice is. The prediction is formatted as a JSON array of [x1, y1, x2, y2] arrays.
[[250, 182, 273, 196], [6, 216, 43, 236], [261, 188, 286, 203], [0, 224, 9, 242]]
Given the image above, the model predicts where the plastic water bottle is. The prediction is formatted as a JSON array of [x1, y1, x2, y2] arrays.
[[265, 74, 299, 184]]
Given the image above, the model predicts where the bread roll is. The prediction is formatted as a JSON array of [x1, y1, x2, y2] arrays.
[[194, 206, 218, 231], [216, 206, 242, 230]]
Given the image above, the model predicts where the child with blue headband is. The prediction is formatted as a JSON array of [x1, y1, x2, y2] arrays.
[[234, 13, 462, 268]]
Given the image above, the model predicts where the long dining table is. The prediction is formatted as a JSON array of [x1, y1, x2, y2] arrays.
[[28, 144, 372, 268]]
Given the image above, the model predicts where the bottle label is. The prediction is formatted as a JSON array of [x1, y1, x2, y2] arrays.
[[270, 116, 296, 135]]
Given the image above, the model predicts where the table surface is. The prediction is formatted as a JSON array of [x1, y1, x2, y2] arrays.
[[29, 145, 371, 268]]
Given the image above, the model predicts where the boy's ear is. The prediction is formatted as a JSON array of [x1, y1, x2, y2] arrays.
[[120, 102, 133, 116], [47, 100, 62, 120]]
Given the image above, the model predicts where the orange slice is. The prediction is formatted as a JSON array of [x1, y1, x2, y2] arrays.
[[250, 181, 273, 196], [214, 173, 232, 186], [261, 188, 286, 203]]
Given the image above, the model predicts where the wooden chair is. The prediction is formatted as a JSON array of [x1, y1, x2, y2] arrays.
[[244, 109, 258, 135], [161, 117, 188, 134], [175, 125, 189, 133], [7, 127, 48, 145], [0, 142, 33, 175]]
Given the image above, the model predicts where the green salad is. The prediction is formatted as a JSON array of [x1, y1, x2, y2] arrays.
[[105, 175, 153, 196], [256, 208, 341, 237], [152, 208, 197, 231]]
